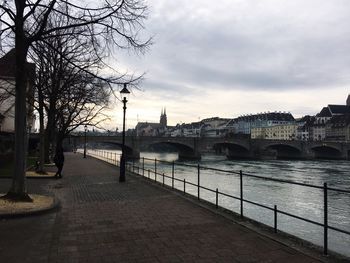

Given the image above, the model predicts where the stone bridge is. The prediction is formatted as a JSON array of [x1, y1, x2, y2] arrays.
[[69, 135, 350, 160]]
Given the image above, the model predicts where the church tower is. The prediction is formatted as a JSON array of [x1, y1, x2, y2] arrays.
[[160, 108, 167, 128], [347, 94, 350, 106]]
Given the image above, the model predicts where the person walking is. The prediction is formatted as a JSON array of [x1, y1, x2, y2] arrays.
[[54, 147, 65, 178]]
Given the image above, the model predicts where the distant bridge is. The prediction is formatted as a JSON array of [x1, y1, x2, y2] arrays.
[[68, 135, 350, 160]]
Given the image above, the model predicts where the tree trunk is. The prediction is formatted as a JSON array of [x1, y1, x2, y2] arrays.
[[37, 89, 46, 173], [5, 4, 32, 201], [44, 118, 55, 163]]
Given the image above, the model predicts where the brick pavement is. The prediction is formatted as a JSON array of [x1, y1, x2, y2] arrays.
[[0, 153, 331, 262]]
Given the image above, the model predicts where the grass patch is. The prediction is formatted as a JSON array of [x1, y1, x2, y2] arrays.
[[0, 156, 37, 178]]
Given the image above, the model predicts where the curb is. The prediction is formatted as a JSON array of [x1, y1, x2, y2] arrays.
[[0, 196, 60, 219], [0, 176, 56, 179]]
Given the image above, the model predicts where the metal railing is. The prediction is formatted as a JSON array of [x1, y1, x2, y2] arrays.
[[85, 149, 350, 256]]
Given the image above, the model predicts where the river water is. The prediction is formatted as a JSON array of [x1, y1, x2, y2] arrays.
[[87, 149, 350, 257]]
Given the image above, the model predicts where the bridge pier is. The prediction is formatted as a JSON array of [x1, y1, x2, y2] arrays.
[[173, 137, 202, 160], [178, 151, 201, 161], [227, 149, 254, 160]]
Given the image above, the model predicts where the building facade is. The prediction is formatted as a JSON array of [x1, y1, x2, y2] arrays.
[[311, 97, 350, 141], [235, 112, 295, 135], [0, 49, 35, 133], [325, 114, 350, 141], [251, 123, 298, 140], [136, 109, 168, 136]]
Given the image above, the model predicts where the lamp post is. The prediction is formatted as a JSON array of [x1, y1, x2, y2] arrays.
[[83, 124, 87, 158], [119, 83, 130, 182]]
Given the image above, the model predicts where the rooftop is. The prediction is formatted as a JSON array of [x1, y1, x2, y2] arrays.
[[328, 105, 350, 115], [0, 49, 35, 79], [317, 107, 332, 118], [236, 112, 295, 122]]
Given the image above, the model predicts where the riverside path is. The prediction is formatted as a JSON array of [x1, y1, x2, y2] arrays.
[[0, 153, 338, 262]]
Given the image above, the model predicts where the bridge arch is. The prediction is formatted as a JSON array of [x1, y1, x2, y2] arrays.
[[88, 141, 138, 159], [144, 141, 200, 160], [263, 144, 302, 159], [311, 145, 342, 160], [214, 143, 251, 159]]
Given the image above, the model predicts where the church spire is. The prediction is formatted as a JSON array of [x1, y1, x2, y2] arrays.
[[160, 107, 167, 128]]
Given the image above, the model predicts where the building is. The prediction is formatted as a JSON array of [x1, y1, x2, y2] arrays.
[[200, 117, 232, 137], [0, 49, 35, 132], [159, 108, 167, 128], [310, 107, 332, 141], [325, 114, 350, 141], [235, 112, 295, 134], [170, 122, 204, 137], [135, 109, 168, 136], [311, 96, 350, 141], [295, 115, 315, 141], [251, 123, 298, 140]]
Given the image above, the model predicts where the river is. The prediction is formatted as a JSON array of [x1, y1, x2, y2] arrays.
[[87, 149, 350, 257]]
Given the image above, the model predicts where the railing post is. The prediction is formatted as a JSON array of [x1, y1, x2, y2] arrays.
[[154, 158, 157, 178], [172, 161, 175, 189], [197, 164, 200, 200], [324, 183, 328, 255], [162, 173, 165, 186], [155, 168, 157, 182], [183, 179, 186, 194], [142, 157, 145, 177], [216, 188, 218, 209], [240, 170, 243, 218], [274, 205, 277, 233], [132, 159, 135, 173], [148, 169, 150, 179]]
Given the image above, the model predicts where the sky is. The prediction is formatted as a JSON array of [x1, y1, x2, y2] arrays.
[[104, 0, 350, 131]]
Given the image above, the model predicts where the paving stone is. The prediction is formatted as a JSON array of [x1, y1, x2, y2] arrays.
[[0, 153, 325, 262]]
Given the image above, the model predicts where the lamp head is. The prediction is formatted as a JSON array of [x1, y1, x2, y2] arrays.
[[120, 83, 130, 102]]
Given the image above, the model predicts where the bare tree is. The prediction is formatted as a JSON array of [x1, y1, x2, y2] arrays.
[[0, 0, 150, 200], [30, 12, 128, 173]]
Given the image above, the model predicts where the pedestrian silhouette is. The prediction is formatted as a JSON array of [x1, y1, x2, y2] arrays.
[[54, 147, 64, 178]]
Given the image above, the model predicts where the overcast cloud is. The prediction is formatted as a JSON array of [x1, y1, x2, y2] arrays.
[[106, 0, 350, 129]]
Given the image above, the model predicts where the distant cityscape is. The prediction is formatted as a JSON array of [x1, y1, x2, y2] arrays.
[[3, 89, 347, 143], [80, 95, 350, 142]]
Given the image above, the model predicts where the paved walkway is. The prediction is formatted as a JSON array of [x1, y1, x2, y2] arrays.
[[0, 153, 333, 262]]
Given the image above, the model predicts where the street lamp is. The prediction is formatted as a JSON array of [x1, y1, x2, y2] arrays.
[[84, 124, 87, 158], [119, 83, 130, 182]]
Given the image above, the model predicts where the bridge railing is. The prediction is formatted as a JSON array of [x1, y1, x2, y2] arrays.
[[84, 149, 350, 257]]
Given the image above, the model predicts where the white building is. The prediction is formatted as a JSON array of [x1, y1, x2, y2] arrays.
[[200, 117, 233, 137], [235, 112, 295, 135], [251, 124, 298, 140], [0, 49, 35, 133]]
